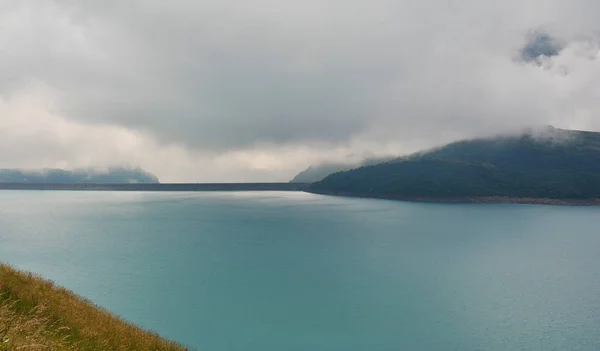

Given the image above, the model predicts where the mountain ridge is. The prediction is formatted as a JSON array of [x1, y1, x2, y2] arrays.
[[290, 157, 394, 183], [308, 127, 600, 204]]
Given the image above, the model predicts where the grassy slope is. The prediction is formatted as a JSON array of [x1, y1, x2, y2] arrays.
[[0, 263, 187, 351]]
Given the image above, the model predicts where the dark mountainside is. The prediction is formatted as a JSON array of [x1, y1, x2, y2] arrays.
[[290, 157, 394, 183], [309, 127, 600, 203], [0, 166, 159, 183]]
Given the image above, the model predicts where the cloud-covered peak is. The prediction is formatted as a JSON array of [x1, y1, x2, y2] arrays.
[[0, 166, 159, 184]]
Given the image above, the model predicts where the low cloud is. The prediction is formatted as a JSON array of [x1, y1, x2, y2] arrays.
[[1, 0, 600, 181]]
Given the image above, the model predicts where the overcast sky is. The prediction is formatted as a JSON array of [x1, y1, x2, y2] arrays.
[[1, 0, 599, 182]]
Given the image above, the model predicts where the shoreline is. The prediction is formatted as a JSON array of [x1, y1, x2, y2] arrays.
[[305, 190, 600, 206], [0, 182, 310, 191]]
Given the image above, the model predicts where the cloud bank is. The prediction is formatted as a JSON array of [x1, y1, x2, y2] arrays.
[[1, 0, 600, 181]]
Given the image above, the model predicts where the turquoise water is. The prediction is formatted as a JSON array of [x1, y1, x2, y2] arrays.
[[1, 191, 600, 350]]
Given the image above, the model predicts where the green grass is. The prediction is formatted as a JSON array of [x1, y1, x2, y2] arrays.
[[0, 263, 187, 351]]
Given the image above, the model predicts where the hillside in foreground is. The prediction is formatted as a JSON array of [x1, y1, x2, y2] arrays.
[[309, 127, 600, 204], [0, 263, 186, 351], [0, 166, 159, 184]]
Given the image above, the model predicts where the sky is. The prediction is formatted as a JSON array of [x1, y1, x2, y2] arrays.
[[1, 0, 599, 182]]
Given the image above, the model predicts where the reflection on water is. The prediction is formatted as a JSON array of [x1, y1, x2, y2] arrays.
[[1, 191, 599, 350]]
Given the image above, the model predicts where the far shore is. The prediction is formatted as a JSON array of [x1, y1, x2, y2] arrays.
[[305, 190, 600, 206], [0, 182, 310, 191]]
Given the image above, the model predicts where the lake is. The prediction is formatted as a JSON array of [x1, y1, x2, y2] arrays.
[[1, 191, 600, 350]]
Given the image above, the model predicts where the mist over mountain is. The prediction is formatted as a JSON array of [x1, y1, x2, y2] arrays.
[[290, 157, 394, 183], [309, 127, 600, 202], [0, 167, 159, 184]]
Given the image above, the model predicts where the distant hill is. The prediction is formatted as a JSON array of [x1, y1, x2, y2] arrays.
[[290, 157, 393, 183], [309, 127, 600, 203], [0, 166, 159, 183]]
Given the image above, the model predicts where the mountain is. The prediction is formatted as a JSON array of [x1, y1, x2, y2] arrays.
[[0, 166, 159, 183], [290, 157, 394, 183], [309, 127, 600, 203]]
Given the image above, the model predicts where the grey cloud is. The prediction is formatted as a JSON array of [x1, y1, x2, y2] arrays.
[[520, 32, 564, 64], [6, 0, 384, 149], [1, 0, 600, 180]]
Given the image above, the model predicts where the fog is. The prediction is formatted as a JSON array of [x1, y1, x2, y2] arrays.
[[1, 0, 599, 181]]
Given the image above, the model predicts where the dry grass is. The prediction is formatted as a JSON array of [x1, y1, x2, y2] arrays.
[[0, 263, 188, 351]]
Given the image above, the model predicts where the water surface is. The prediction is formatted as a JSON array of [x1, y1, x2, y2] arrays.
[[1, 191, 599, 350]]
